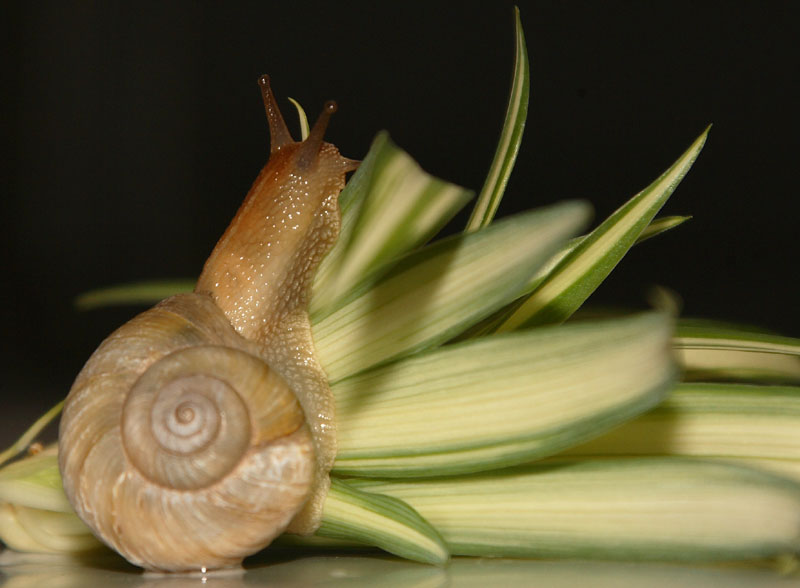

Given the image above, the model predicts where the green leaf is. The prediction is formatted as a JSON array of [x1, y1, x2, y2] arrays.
[[287, 97, 310, 140], [74, 280, 194, 310], [313, 200, 590, 382], [312, 132, 473, 317], [450, 214, 691, 342], [498, 128, 709, 331], [525, 215, 692, 296], [311, 131, 386, 314], [675, 320, 800, 384], [560, 382, 800, 482], [465, 6, 529, 232], [0, 401, 63, 468], [637, 215, 691, 243], [317, 478, 449, 564], [333, 313, 675, 477], [352, 458, 800, 561], [502, 215, 691, 310], [0, 502, 101, 554], [0, 448, 72, 513]]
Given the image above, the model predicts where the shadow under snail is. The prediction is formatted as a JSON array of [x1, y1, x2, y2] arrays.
[[58, 76, 359, 572]]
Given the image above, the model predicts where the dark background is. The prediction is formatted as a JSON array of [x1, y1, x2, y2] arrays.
[[1, 1, 798, 447]]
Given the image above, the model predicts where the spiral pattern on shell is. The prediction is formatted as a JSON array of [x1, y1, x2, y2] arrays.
[[58, 294, 314, 572]]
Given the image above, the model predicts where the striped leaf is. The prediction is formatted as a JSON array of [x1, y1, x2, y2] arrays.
[[526, 215, 692, 296], [313, 201, 590, 382], [352, 458, 800, 561], [333, 313, 675, 477], [0, 503, 101, 554], [675, 320, 800, 384], [317, 478, 448, 564], [0, 446, 102, 554], [312, 132, 473, 317], [498, 128, 709, 331], [560, 382, 800, 482], [451, 214, 691, 342], [465, 7, 529, 231], [0, 447, 70, 513]]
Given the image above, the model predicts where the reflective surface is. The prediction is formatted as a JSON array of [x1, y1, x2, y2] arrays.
[[1, 550, 796, 588]]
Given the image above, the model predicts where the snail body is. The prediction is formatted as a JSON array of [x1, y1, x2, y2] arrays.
[[58, 77, 357, 572]]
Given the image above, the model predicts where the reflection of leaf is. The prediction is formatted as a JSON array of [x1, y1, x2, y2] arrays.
[[0, 554, 793, 588]]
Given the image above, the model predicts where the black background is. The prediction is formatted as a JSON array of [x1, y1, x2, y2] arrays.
[[1, 1, 798, 446]]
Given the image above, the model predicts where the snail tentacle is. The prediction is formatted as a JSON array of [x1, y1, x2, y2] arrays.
[[259, 74, 293, 152]]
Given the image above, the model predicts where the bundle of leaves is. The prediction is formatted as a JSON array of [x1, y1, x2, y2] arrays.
[[1, 9, 798, 569]]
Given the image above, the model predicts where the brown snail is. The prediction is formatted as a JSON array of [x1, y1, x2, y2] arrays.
[[58, 76, 358, 572]]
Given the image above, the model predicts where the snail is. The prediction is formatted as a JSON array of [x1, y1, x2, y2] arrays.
[[58, 76, 359, 572]]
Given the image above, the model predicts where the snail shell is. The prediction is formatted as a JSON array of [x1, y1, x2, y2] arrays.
[[58, 77, 358, 572]]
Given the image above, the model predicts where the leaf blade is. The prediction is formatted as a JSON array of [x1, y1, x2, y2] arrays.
[[313, 201, 590, 382], [498, 128, 709, 331], [318, 478, 449, 564], [465, 7, 530, 232], [559, 382, 800, 481], [312, 132, 473, 316], [352, 458, 800, 561], [333, 313, 675, 477], [675, 320, 800, 384], [74, 280, 195, 310]]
